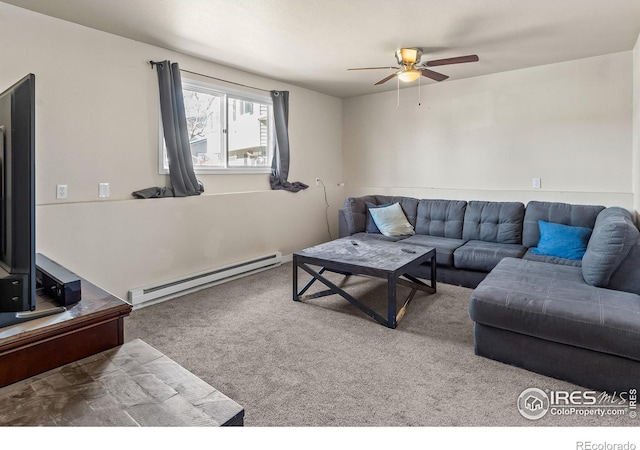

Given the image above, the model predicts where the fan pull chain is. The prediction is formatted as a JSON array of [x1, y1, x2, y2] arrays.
[[397, 76, 400, 109], [418, 76, 422, 106]]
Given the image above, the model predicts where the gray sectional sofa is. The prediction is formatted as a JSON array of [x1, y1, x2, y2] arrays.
[[338, 195, 640, 391], [338, 195, 602, 288]]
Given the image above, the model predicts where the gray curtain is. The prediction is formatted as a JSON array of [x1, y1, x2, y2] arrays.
[[269, 91, 308, 192], [133, 60, 203, 198]]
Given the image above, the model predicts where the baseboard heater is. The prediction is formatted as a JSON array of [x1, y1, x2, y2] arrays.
[[128, 252, 282, 309]]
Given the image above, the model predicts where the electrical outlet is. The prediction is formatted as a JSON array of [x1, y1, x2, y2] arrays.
[[315, 178, 321, 186], [56, 184, 68, 199]]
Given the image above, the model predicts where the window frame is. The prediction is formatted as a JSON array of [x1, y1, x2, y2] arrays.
[[158, 78, 273, 175]]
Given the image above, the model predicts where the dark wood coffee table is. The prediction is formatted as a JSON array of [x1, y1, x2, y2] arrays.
[[293, 237, 436, 328]]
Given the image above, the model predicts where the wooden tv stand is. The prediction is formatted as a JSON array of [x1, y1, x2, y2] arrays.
[[0, 277, 131, 388]]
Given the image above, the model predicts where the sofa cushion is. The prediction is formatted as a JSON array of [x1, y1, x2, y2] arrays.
[[462, 201, 525, 244], [469, 257, 640, 362], [522, 201, 604, 248], [342, 195, 380, 235], [415, 199, 467, 239], [521, 248, 582, 267], [530, 220, 592, 260], [607, 240, 640, 295], [582, 207, 639, 287], [368, 202, 415, 237], [453, 240, 527, 272], [401, 235, 466, 266]]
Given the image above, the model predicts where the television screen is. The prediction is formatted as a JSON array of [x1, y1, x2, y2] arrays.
[[0, 74, 36, 315]]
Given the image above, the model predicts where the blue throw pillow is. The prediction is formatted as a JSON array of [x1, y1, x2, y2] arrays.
[[365, 202, 390, 233], [530, 220, 592, 260]]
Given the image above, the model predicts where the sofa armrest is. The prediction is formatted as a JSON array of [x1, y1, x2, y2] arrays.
[[338, 209, 350, 238], [582, 207, 639, 287], [608, 240, 640, 295]]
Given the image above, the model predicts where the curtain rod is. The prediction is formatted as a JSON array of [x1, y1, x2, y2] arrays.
[[149, 60, 271, 93]]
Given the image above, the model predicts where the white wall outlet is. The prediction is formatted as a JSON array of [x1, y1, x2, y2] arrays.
[[56, 184, 68, 199], [99, 182, 110, 198], [532, 178, 541, 189], [315, 178, 321, 186]]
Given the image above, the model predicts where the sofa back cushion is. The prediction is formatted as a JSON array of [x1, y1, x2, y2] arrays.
[[462, 201, 525, 244], [341, 196, 418, 235], [522, 201, 604, 248], [582, 207, 639, 287], [341, 195, 378, 235], [415, 199, 467, 239], [607, 239, 640, 295]]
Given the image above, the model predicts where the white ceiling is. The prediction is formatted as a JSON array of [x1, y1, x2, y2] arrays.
[[4, 0, 640, 98]]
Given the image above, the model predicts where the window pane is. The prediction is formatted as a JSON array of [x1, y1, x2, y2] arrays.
[[161, 82, 272, 174], [183, 88, 223, 168], [227, 97, 270, 167]]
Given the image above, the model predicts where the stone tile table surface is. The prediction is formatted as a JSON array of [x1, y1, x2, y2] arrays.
[[0, 339, 244, 426]]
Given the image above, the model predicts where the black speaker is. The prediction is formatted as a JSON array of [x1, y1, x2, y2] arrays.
[[35, 254, 81, 306]]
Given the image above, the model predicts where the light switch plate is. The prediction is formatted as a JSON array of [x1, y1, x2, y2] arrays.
[[99, 183, 110, 198], [532, 178, 541, 189]]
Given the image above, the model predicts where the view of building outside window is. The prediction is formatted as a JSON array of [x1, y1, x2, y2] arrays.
[[179, 84, 271, 171], [227, 98, 270, 167]]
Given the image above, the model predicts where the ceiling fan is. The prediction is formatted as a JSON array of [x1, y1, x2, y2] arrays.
[[348, 48, 479, 85]]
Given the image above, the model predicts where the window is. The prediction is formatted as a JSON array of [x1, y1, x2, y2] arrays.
[[159, 79, 272, 174]]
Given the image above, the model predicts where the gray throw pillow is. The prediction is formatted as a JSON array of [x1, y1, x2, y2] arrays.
[[365, 202, 391, 233], [368, 202, 415, 237], [581, 207, 639, 287]]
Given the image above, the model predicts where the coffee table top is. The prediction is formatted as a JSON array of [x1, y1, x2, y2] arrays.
[[294, 237, 434, 273], [0, 339, 244, 426]]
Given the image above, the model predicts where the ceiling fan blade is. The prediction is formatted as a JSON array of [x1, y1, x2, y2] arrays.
[[348, 66, 399, 71], [425, 55, 479, 67], [375, 72, 399, 85], [420, 69, 449, 82]]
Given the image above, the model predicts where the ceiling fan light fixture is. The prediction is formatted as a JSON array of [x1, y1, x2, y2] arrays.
[[398, 69, 421, 82], [397, 47, 422, 65], [349, 48, 478, 87]]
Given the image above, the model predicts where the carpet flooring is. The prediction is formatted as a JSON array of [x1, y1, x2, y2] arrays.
[[124, 262, 634, 427]]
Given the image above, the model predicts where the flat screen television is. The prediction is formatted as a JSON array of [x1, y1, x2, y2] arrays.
[[0, 74, 64, 328]]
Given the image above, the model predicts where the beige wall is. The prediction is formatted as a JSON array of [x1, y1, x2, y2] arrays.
[[0, 3, 343, 299], [634, 33, 640, 221], [343, 52, 634, 208], [2, 2, 637, 301]]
